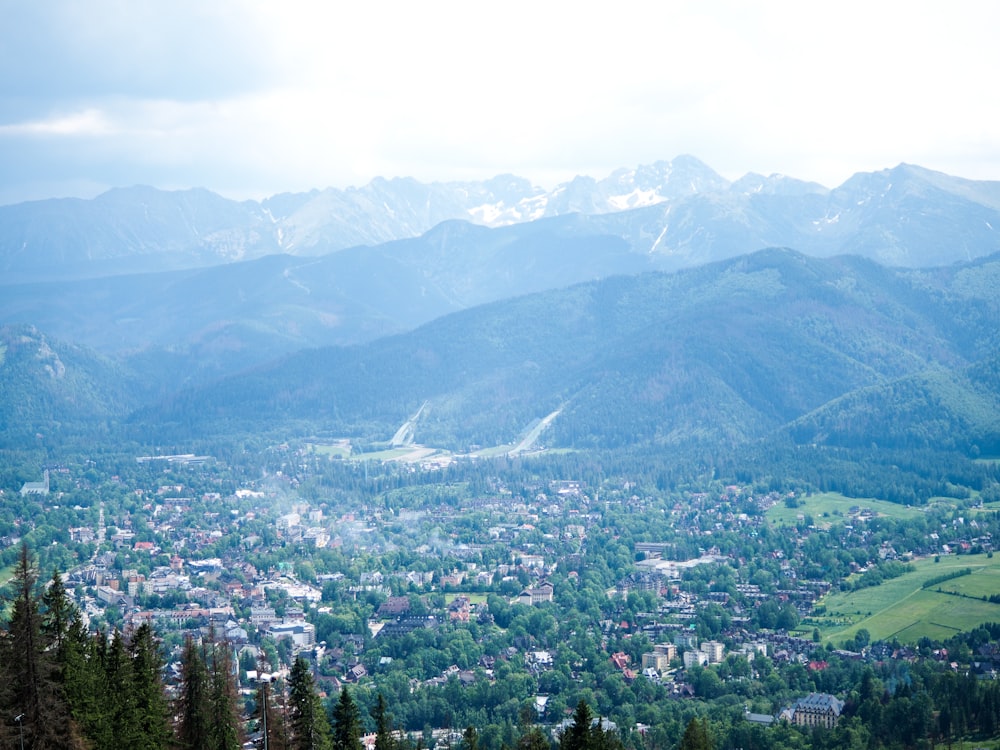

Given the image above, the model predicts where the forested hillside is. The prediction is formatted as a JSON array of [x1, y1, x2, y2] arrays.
[[131, 249, 1000, 461]]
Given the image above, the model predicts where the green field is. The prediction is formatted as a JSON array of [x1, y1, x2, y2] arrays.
[[307, 440, 353, 458], [811, 553, 1000, 645], [766, 491, 925, 527]]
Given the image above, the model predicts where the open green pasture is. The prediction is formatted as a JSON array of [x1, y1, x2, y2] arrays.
[[811, 553, 1000, 645], [766, 491, 924, 527], [306, 440, 353, 458]]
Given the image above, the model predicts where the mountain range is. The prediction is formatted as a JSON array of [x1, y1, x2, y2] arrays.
[[2, 159, 1000, 382], [2, 157, 999, 466], [131, 248, 997, 456], [3, 157, 999, 284], [5, 248, 997, 463]]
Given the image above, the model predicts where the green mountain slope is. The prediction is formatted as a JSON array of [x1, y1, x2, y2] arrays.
[[0, 325, 144, 447], [131, 249, 1000, 453]]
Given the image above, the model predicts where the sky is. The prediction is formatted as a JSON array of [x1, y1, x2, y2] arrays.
[[2, 0, 999, 206]]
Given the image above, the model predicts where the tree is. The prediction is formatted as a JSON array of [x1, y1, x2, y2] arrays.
[[372, 692, 396, 750], [0, 544, 87, 749], [41, 569, 74, 654], [463, 726, 479, 750], [678, 718, 712, 750], [255, 677, 288, 750], [104, 628, 140, 748], [559, 700, 592, 750], [517, 727, 552, 750], [332, 687, 364, 750], [129, 623, 172, 749], [209, 639, 244, 750], [177, 636, 211, 749], [289, 656, 333, 750]]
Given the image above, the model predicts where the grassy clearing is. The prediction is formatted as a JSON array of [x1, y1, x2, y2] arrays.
[[473, 445, 516, 458], [936, 564, 1000, 599], [307, 440, 353, 459], [766, 491, 924, 527], [812, 553, 1000, 645]]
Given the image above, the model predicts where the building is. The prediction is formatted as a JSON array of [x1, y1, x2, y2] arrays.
[[702, 640, 725, 664], [784, 693, 844, 729], [683, 650, 709, 669], [517, 582, 554, 606], [20, 470, 50, 497], [642, 652, 672, 671], [653, 643, 678, 660], [266, 621, 316, 649]]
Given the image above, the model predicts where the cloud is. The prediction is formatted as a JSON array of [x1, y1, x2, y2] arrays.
[[2, 0, 1000, 204]]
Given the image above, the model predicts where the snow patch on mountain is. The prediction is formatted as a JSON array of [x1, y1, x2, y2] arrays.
[[608, 187, 665, 211]]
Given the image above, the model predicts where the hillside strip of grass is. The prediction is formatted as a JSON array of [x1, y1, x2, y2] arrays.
[[766, 491, 925, 527], [809, 553, 1000, 645]]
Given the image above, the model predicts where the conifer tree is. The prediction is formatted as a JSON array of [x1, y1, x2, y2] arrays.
[[289, 656, 333, 750], [209, 639, 244, 750], [331, 687, 363, 750], [41, 569, 74, 655], [255, 675, 289, 750], [177, 636, 212, 749], [105, 628, 140, 748], [678, 718, 712, 750], [372, 692, 396, 750], [58, 614, 103, 743], [129, 623, 172, 749], [516, 727, 552, 750], [588, 719, 623, 750], [462, 726, 479, 750], [559, 700, 593, 750], [0, 544, 86, 749]]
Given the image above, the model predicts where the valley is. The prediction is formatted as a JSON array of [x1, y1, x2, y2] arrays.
[[1, 159, 1000, 750]]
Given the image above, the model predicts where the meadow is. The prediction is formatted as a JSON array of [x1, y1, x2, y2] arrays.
[[766, 491, 925, 527], [811, 552, 1000, 645]]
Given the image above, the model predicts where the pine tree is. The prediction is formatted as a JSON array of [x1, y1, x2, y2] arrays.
[[462, 726, 479, 750], [106, 628, 141, 747], [372, 693, 396, 750], [40, 569, 74, 655], [0, 544, 87, 749], [678, 718, 712, 750], [255, 676, 289, 750], [516, 727, 552, 750], [289, 656, 333, 750], [209, 639, 244, 750], [559, 700, 593, 750], [129, 623, 172, 749], [331, 687, 364, 750], [177, 636, 212, 749], [58, 615, 104, 743]]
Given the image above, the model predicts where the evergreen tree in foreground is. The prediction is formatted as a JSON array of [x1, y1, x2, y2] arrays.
[[210, 638, 245, 750], [0, 544, 86, 749], [129, 623, 173, 749], [559, 700, 592, 750], [332, 687, 363, 750], [178, 632, 245, 750], [289, 656, 333, 750], [372, 692, 396, 750], [254, 674, 290, 750], [678, 717, 712, 750], [177, 636, 212, 749]]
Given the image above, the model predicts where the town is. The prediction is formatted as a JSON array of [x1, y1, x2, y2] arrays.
[[4, 440, 1000, 749]]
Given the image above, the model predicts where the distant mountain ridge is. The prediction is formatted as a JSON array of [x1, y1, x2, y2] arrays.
[[4, 248, 998, 460], [3, 157, 1000, 281], [129, 249, 1000, 456]]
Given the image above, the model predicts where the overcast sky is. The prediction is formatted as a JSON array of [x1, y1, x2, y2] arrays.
[[2, 1, 998, 205]]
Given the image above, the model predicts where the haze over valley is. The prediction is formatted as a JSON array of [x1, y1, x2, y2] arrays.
[[5, 4, 1000, 749]]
